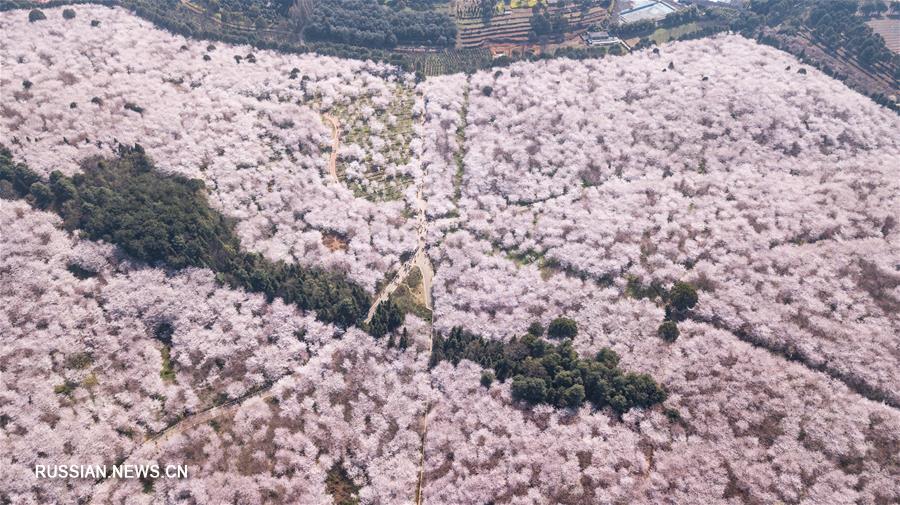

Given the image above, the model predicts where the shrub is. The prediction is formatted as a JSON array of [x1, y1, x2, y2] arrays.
[[66, 263, 97, 280], [27, 182, 53, 209], [28, 9, 46, 23], [547, 317, 578, 339], [511, 376, 548, 403], [159, 346, 176, 382], [54, 380, 78, 396], [664, 407, 682, 423], [669, 281, 698, 311], [527, 321, 545, 337], [480, 370, 495, 388], [407, 267, 423, 289], [658, 321, 679, 342], [124, 102, 145, 114], [62, 8, 76, 20], [153, 322, 175, 346]]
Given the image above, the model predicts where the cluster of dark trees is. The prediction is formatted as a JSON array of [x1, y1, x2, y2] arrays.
[[807, 1, 895, 67], [0, 145, 404, 331], [430, 320, 667, 414], [529, 4, 569, 41], [610, 19, 655, 39], [369, 299, 404, 338], [4, 0, 463, 74], [388, 0, 447, 12], [304, 0, 456, 48], [656, 281, 699, 343], [737, 0, 899, 73], [658, 5, 700, 28]]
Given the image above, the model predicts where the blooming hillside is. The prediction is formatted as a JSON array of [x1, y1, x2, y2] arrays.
[[1, 5, 898, 505], [436, 36, 900, 406], [1, 5, 417, 292]]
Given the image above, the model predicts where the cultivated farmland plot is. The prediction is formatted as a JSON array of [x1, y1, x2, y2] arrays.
[[1, 5, 898, 505]]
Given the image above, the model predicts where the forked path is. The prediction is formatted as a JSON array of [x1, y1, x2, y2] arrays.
[[323, 113, 340, 184], [365, 185, 433, 322], [92, 104, 435, 504]]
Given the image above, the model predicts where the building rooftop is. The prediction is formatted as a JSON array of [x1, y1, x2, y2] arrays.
[[620, 0, 677, 24]]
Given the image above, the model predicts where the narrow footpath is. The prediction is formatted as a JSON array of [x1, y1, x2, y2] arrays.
[[323, 113, 340, 184]]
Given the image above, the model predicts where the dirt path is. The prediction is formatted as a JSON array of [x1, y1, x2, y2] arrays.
[[89, 378, 286, 503], [147, 384, 278, 448], [323, 113, 341, 184], [414, 402, 432, 505], [91, 95, 436, 504], [415, 317, 436, 505], [348, 118, 436, 499], [365, 185, 433, 322]]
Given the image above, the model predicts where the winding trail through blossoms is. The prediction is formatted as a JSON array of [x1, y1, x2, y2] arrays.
[[88, 376, 289, 504]]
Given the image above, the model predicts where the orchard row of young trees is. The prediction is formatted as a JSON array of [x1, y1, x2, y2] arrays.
[[0, 145, 404, 331], [806, 0, 896, 68], [736, 0, 900, 80], [7, 0, 461, 74]]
